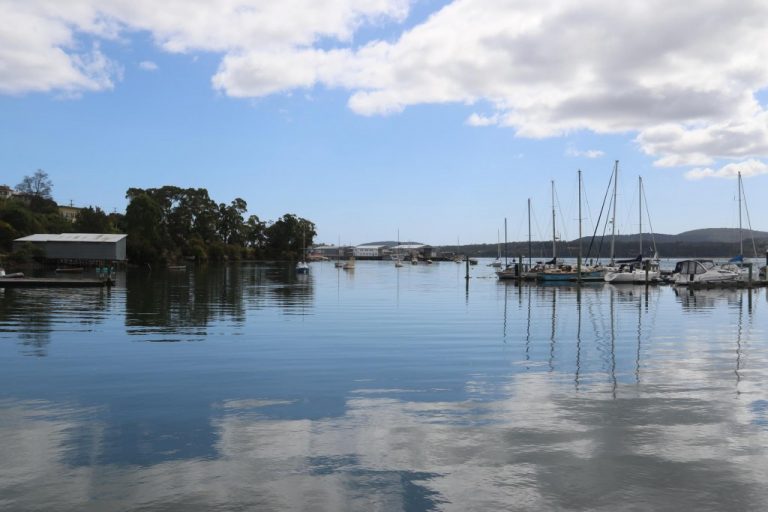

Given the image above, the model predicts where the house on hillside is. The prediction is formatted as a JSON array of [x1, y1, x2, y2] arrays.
[[58, 205, 83, 222]]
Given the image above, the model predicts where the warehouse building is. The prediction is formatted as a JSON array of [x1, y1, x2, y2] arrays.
[[13, 233, 127, 262], [353, 244, 391, 259], [393, 244, 434, 259]]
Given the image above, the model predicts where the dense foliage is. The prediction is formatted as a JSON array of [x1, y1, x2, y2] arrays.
[[123, 186, 315, 263], [1, 178, 316, 264]]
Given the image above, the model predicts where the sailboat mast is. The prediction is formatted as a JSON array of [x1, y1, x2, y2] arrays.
[[610, 160, 618, 264], [504, 218, 508, 267], [578, 170, 582, 284], [738, 171, 743, 256], [551, 181, 556, 261], [527, 198, 532, 267], [639, 176, 643, 256]]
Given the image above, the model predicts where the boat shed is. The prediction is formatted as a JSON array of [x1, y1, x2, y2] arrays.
[[13, 233, 127, 262], [393, 244, 434, 259]]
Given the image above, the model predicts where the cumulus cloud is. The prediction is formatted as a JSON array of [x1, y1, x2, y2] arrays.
[[466, 113, 499, 127], [685, 159, 768, 180], [566, 145, 604, 158], [139, 60, 158, 71], [3, 0, 768, 166]]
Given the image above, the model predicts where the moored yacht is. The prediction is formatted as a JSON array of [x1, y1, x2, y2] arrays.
[[671, 260, 739, 285]]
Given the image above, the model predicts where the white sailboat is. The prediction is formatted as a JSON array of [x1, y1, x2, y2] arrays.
[[721, 172, 758, 281], [395, 230, 403, 268], [604, 176, 660, 283], [334, 236, 344, 268], [296, 230, 309, 274], [490, 230, 502, 267]]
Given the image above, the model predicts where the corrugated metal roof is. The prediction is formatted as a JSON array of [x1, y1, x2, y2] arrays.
[[355, 244, 388, 249], [393, 244, 429, 249], [15, 233, 127, 243]]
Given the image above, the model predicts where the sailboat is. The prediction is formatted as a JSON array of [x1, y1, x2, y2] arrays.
[[490, 230, 502, 267], [604, 176, 661, 283], [539, 174, 603, 282], [496, 217, 517, 280], [334, 236, 344, 268], [296, 230, 310, 274], [722, 171, 758, 281], [395, 230, 403, 268]]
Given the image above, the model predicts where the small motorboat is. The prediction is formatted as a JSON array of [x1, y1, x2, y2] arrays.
[[671, 260, 739, 285]]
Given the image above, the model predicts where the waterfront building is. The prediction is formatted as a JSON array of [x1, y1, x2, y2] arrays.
[[13, 233, 127, 262], [353, 244, 391, 260]]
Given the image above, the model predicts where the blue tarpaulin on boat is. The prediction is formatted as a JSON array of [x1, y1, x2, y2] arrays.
[[729, 255, 744, 263]]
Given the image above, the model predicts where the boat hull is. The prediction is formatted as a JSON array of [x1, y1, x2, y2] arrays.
[[604, 270, 660, 283], [673, 271, 739, 285], [538, 270, 604, 282]]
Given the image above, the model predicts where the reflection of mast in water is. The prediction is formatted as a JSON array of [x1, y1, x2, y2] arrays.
[[635, 290, 642, 385], [549, 287, 556, 372], [735, 291, 743, 394], [396, 263, 400, 309], [575, 287, 582, 390], [525, 285, 532, 367], [502, 280, 508, 343], [609, 287, 617, 399]]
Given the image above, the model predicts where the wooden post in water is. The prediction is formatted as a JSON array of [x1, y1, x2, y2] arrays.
[[465, 255, 470, 280], [748, 262, 753, 288], [518, 255, 523, 282]]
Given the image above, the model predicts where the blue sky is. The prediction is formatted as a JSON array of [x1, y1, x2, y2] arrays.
[[2, 1, 767, 245]]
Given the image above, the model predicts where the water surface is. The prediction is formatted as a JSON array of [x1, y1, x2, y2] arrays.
[[2, 261, 768, 511]]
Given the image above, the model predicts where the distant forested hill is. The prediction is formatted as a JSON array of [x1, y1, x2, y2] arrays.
[[441, 228, 768, 259]]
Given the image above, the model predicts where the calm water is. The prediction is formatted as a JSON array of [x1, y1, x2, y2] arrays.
[[2, 261, 768, 511]]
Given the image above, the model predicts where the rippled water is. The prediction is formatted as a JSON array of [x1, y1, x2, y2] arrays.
[[2, 261, 768, 511]]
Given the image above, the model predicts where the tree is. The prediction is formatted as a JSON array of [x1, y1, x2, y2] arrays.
[[17, 169, 53, 199], [217, 198, 247, 245], [74, 206, 112, 233], [125, 192, 164, 262], [265, 214, 316, 259]]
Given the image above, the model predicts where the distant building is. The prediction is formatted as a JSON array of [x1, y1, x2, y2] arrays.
[[58, 205, 83, 222], [13, 233, 127, 262], [353, 244, 391, 259], [0, 185, 13, 200], [311, 245, 354, 259], [393, 244, 434, 259]]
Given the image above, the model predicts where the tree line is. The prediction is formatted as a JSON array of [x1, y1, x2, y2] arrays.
[[123, 186, 315, 263], [1, 171, 316, 264]]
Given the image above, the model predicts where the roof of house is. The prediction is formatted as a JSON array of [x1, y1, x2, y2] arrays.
[[14, 233, 127, 243]]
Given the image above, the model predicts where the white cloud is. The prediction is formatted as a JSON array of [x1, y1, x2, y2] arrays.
[[466, 113, 499, 127], [3, 0, 768, 165], [139, 60, 158, 71], [566, 145, 604, 158], [685, 159, 768, 180]]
